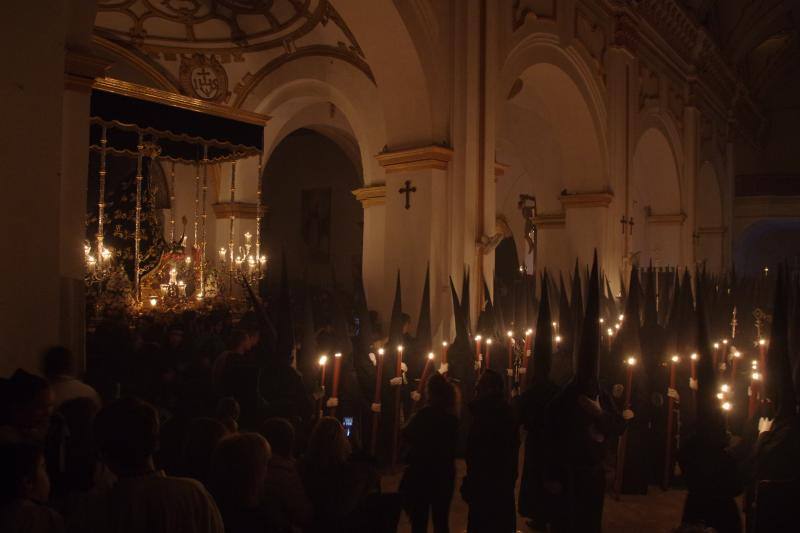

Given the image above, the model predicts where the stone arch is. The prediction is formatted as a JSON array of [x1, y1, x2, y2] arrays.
[[630, 127, 683, 267], [329, 0, 437, 146], [695, 161, 725, 272], [496, 36, 609, 275]]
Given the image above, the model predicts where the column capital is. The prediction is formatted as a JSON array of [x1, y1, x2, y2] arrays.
[[375, 145, 453, 173], [647, 212, 687, 225], [559, 191, 614, 209], [212, 201, 259, 219], [352, 185, 386, 207]]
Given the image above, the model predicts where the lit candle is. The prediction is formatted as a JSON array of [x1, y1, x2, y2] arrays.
[[149, 296, 157, 308], [690, 353, 698, 380], [713, 342, 720, 368], [524, 328, 533, 359], [748, 362, 760, 419], [474, 335, 482, 368], [485, 338, 493, 371], [506, 331, 515, 371], [318, 355, 328, 390], [415, 352, 435, 400], [663, 355, 679, 488], [731, 350, 741, 381], [330, 352, 342, 417], [625, 357, 637, 408], [370, 348, 385, 455], [758, 338, 767, 385]]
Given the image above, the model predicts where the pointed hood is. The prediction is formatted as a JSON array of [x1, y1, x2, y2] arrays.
[[450, 276, 469, 345], [558, 273, 572, 348], [415, 266, 432, 352], [353, 275, 374, 354], [619, 270, 628, 305], [574, 251, 601, 394], [532, 271, 553, 380], [643, 261, 659, 328], [694, 268, 725, 435], [570, 261, 584, 350], [275, 251, 295, 363], [388, 272, 404, 347], [766, 267, 796, 420], [477, 276, 497, 337], [461, 268, 471, 334]]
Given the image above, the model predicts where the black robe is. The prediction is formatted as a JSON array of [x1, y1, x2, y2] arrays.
[[517, 377, 560, 526], [545, 382, 625, 533]]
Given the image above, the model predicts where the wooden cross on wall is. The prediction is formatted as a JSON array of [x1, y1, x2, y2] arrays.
[[399, 180, 417, 210]]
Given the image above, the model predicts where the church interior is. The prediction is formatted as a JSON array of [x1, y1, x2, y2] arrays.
[[2, 1, 800, 532]]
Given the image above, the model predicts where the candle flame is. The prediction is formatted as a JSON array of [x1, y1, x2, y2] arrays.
[[607, 328, 614, 336], [713, 343, 720, 349], [334, 352, 342, 358], [717, 392, 724, 400], [427, 352, 434, 360], [475, 335, 482, 341], [759, 339, 766, 346], [397, 345, 404, 352], [671, 355, 679, 363], [752, 372, 761, 381], [554, 335, 562, 343], [722, 401, 732, 411], [507, 330, 514, 337], [378, 348, 385, 356], [599, 318, 604, 324], [690, 353, 698, 361], [720, 384, 730, 393], [442, 341, 448, 347], [626, 357, 637, 366], [486, 338, 493, 345], [618, 314, 625, 321], [525, 329, 533, 336], [319, 355, 328, 366]]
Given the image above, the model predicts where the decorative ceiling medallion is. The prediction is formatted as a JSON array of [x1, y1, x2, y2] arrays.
[[179, 54, 229, 103]]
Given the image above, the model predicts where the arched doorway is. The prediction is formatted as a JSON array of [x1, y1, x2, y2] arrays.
[[262, 128, 363, 295], [696, 161, 725, 272], [496, 62, 606, 276], [630, 127, 682, 267]]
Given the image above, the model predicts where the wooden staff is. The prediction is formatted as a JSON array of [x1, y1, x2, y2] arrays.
[[663, 355, 679, 489], [391, 345, 404, 466], [317, 355, 328, 417], [329, 352, 342, 418], [615, 356, 637, 497], [369, 349, 385, 456]]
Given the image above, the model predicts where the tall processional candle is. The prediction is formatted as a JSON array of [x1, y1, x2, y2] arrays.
[[474, 335, 482, 368], [663, 355, 679, 489], [441, 341, 448, 366], [712, 342, 720, 369], [484, 339, 493, 372], [614, 356, 637, 497], [330, 352, 342, 417], [415, 353, 435, 400], [748, 362, 761, 419], [370, 348, 385, 455], [758, 338, 767, 386], [506, 331, 515, 370], [523, 329, 532, 359], [731, 350, 741, 382], [317, 355, 328, 416], [391, 345, 404, 465]]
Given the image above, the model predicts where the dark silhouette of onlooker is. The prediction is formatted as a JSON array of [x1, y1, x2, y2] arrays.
[[0, 441, 64, 533], [400, 373, 459, 533], [41, 347, 101, 409], [209, 432, 286, 533], [300, 417, 380, 532], [0, 370, 54, 443], [259, 418, 312, 531], [462, 370, 519, 533], [179, 418, 229, 485], [69, 397, 223, 533]]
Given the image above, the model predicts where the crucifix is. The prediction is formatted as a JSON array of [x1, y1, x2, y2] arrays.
[[620, 215, 635, 235], [399, 180, 417, 210]]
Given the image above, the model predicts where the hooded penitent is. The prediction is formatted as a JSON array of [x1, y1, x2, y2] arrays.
[[694, 269, 725, 437], [275, 251, 295, 364], [298, 287, 318, 390], [478, 277, 499, 341], [416, 266, 432, 353], [570, 260, 584, 359], [574, 251, 601, 396], [765, 267, 797, 421], [558, 273, 573, 356], [388, 271, 404, 348], [531, 271, 553, 381]]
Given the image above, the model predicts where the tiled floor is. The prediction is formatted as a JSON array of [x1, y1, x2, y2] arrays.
[[383, 459, 688, 533]]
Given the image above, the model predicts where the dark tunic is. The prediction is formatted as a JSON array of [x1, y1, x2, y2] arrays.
[[517, 377, 560, 525], [463, 394, 519, 533]]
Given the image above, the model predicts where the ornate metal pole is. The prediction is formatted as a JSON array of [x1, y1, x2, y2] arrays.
[[228, 161, 237, 297], [200, 145, 208, 298], [134, 133, 144, 303], [255, 152, 263, 274], [169, 161, 176, 243], [193, 161, 200, 250], [96, 125, 108, 264]]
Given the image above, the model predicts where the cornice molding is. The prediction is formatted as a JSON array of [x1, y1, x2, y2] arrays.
[[212, 202, 259, 219], [697, 226, 726, 235], [352, 186, 386, 207], [559, 191, 614, 209], [647, 212, 686, 225], [94, 77, 270, 126], [65, 49, 112, 92], [532, 213, 566, 229], [375, 145, 453, 173]]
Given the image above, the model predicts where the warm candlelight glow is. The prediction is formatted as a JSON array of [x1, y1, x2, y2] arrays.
[[713, 342, 720, 349], [475, 335, 482, 342], [722, 401, 732, 411], [397, 345, 404, 352], [507, 330, 514, 338], [442, 341, 448, 347], [599, 318, 605, 324], [319, 355, 328, 366], [716, 392, 724, 400], [486, 338, 493, 346], [751, 360, 758, 369], [552, 321, 557, 328], [733, 350, 741, 359], [607, 327, 614, 336], [378, 348, 385, 356], [759, 339, 766, 346], [615, 323, 621, 330], [334, 352, 342, 359], [722, 339, 729, 345], [554, 335, 562, 343], [149, 296, 157, 307], [427, 352, 435, 360], [752, 371, 761, 381], [184, 256, 192, 265], [618, 314, 625, 321], [720, 383, 730, 393], [525, 328, 533, 336], [626, 357, 637, 366], [671, 355, 680, 363], [690, 353, 698, 361]]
